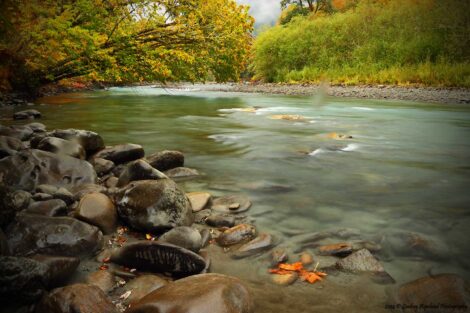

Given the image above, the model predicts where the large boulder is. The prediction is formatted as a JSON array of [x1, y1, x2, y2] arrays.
[[35, 284, 117, 313], [117, 159, 167, 187], [127, 273, 253, 313], [6, 214, 103, 257], [146, 150, 184, 171], [49, 129, 105, 156], [37, 137, 86, 159], [30, 254, 80, 287], [94, 143, 144, 165], [396, 274, 470, 311], [0, 135, 25, 159], [0, 149, 96, 192], [75, 192, 117, 234], [110, 241, 206, 277], [158, 226, 202, 252], [116, 179, 193, 233]]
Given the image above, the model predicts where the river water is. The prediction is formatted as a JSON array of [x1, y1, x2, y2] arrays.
[[9, 86, 470, 312]]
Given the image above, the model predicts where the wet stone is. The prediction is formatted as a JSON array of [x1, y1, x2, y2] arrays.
[[76, 192, 117, 234], [232, 233, 276, 259], [164, 166, 199, 178], [0, 125, 33, 140], [35, 283, 117, 313], [318, 243, 353, 257], [110, 241, 206, 277], [85, 270, 116, 293], [0, 187, 31, 228], [299, 252, 314, 266], [127, 273, 253, 313], [336, 249, 385, 273], [271, 272, 298, 286], [123, 274, 168, 305], [216, 224, 257, 247], [94, 143, 144, 165], [270, 249, 288, 267], [0, 135, 25, 158], [212, 195, 252, 214], [30, 254, 80, 287], [116, 159, 167, 187], [146, 150, 184, 171], [37, 136, 86, 159], [26, 122, 46, 133], [93, 158, 115, 176], [200, 229, 211, 248], [49, 129, 105, 156], [53, 187, 74, 205], [32, 192, 54, 201], [24, 199, 67, 216], [72, 184, 107, 201], [206, 214, 236, 228], [158, 226, 202, 253], [186, 191, 212, 212], [13, 109, 41, 120]]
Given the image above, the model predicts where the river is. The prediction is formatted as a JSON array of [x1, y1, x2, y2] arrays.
[[7, 85, 470, 312]]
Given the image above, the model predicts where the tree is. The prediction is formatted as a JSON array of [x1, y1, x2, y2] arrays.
[[280, 0, 333, 14], [0, 0, 254, 93]]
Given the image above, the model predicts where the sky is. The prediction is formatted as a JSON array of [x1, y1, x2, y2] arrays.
[[236, 0, 281, 26]]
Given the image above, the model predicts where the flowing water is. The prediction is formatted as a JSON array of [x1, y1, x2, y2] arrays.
[[5, 86, 470, 312]]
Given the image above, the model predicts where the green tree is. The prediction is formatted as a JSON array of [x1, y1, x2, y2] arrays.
[[0, 0, 254, 93], [280, 0, 333, 14]]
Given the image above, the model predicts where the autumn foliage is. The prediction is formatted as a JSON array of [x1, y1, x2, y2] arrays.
[[269, 262, 327, 284]]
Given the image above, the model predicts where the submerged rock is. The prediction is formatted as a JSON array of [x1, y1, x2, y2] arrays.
[[217, 224, 256, 247], [206, 214, 236, 228], [397, 274, 470, 311], [232, 233, 276, 259], [0, 135, 25, 158], [94, 143, 144, 165], [212, 195, 251, 214], [37, 137, 86, 159], [271, 272, 298, 286], [110, 241, 206, 277], [116, 179, 193, 233], [35, 283, 117, 313], [6, 214, 103, 257], [127, 273, 253, 313], [117, 159, 167, 187], [13, 109, 41, 120], [75, 192, 117, 234], [317, 243, 353, 257], [336, 249, 385, 273], [158, 226, 202, 253], [146, 150, 184, 171], [0, 149, 96, 192]]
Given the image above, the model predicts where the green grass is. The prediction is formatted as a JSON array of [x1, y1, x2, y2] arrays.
[[251, 0, 470, 87]]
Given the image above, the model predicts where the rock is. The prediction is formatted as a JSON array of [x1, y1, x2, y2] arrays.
[[37, 137, 86, 159], [0, 149, 96, 192], [30, 254, 80, 287], [116, 179, 193, 233], [35, 284, 117, 313], [269, 114, 307, 121], [49, 129, 105, 155], [0, 125, 33, 140], [85, 270, 116, 293], [0, 229, 8, 255], [212, 195, 251, 214], [397, 274, 470, 311], [126, 273, 253, 313], [32, 192, 54, 201], [232, 233, 276, 259], [200, 229, 211, 248], [158, 226, 202, 253], [53, 187, 74, 205], [327, 132, 353, 140], [94, 143, 144, 165], [24, 199, 67, 216], [270, 249, 288, 267], [299, 252, 314, 265], [117, 159, 167, 187], [186, 192, 211, 212], [36, 184, 58, 195], [93, 158, 115, 176], [75, 192, 117, 234], [26, 122, 46, 133], [30, 132, 48, 148], [0, 187, 31, 228], [382, 230, 447, 260], [13, 109, 41, 120], [110, 241, 206, 277], [105, 176, 119, 188], [216, 224, 256, 247], [271, 272, 298, 286], [6, 214, 103, 257], [318, 243, 353, 257], [123, 275, 168, 305], [164, 167, 199, 178], [146, 150, 184, 171], [72, 184, 106, 201], [0, 256, 49, 302], [336, 249, 385, 273], [0, 135, 25, 158], [206, 214, 236, 228]]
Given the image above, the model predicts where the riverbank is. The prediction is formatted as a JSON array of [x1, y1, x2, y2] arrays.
[[176, 83, 470, 105]]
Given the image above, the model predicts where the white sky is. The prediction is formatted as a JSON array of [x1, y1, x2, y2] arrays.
[[236, 0, 281, 26]]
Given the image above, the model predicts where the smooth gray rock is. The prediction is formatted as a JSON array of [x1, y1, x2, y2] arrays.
[[37, 137, 86, 159], [0, 135, 25, 158], [117, 159, 167, 187], [159, 226, 202, 252], [13, 109, 41, 120], [49, 129, 105, 155], [24, 199, 67, 216], [146, 150, 184, 171], [94, 143, 144, 165]]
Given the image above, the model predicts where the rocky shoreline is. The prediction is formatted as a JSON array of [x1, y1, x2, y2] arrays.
[[176, 82, 470, 105], [1, 108, 469, 313]]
